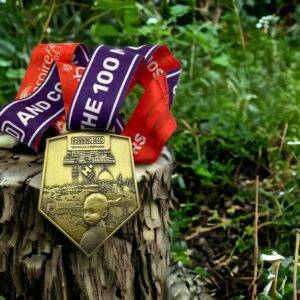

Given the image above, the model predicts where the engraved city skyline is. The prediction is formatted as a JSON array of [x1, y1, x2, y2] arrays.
[[42, 147, 136, 225]]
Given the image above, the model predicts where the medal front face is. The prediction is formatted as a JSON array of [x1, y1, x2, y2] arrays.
[[39, 132, 139, 256]]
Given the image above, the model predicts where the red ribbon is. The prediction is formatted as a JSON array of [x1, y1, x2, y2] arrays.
[[12, 43, 181, 164]]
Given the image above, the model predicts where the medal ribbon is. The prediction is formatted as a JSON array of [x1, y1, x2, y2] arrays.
[[0, 43, 181, 164]]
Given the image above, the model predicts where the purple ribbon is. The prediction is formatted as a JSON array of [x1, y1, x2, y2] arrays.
[[0, 44, 181, 151]]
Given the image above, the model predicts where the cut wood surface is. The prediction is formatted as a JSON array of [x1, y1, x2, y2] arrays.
[[0, 147, 175, 299]]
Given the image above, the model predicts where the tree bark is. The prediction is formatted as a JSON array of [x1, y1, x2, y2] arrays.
[[0, 147, 174, 300]]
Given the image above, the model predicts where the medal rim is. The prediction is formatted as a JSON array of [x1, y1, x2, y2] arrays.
[[38, 131, 140, 257]]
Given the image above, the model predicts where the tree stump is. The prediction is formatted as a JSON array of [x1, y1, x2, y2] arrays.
[[0, 147, 174, 300]]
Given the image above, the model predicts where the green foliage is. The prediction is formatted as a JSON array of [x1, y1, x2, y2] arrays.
[[0, 0, 299, 298]]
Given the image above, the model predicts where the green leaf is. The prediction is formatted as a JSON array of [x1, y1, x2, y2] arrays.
[[194, 166, 214, 178], [0, 38, 15, 53], [0, 58, 11, 67], [90, 24, 121, 37], [5, 68, 25, 79], [213, 54, 231, 67], [257, 293, 271, 300], [195, 31, 218, 51], [94, 0, 135, 10], [124, 7, 138, 28], [245, 225, 254, 236], [194, 266, 208, 277], [170, 5, 190, 18]]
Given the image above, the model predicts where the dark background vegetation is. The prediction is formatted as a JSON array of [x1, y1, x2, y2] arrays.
[[0, 0, 299, 299]]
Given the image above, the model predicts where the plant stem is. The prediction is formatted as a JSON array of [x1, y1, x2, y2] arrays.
[[195, 135, 201, 162], [72, 11, 110, 38], [232, 0, 246, 51], [192, 0, 196, 23], [189, 43, 195, 79], [189, 0, 196, 79], [293, 229, 300, 300], [20, 0, 30, 57], [58, 6, 85, 35], [38, 0, 56, 43], [251, 175, 259, 300], [279, 122, 288, 153], [271, 261, 281, 297]]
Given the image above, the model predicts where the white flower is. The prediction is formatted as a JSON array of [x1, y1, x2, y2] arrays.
[[256, 15, 279, 32]]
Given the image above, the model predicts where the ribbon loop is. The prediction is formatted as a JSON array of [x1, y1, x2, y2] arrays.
[[0, 43, 181, 163], [68, 45, 144, 131]]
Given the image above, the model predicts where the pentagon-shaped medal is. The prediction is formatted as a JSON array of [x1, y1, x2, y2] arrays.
[[39, 132, 139, 256]]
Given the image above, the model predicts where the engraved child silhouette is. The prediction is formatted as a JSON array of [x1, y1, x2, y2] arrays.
[[79, 193, 108, 253]]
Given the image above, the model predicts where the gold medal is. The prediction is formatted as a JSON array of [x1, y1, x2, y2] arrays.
[[39, 132, 139, 256]]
